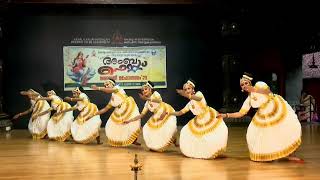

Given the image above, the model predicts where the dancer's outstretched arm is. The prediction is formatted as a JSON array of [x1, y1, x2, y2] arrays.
[[13, 107, 33, 119], [218, 96, 251, 119], [91, 85, 116, 94]]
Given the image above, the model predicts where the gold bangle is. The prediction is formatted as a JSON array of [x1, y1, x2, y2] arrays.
[[226, 113, 229, 118]]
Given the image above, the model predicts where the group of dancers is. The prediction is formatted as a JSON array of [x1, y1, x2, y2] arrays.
[[13, 73, 303, 162]]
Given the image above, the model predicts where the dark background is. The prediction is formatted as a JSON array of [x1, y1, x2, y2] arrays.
[[3, 4, 223, 128], [1, 1, 320, 128]]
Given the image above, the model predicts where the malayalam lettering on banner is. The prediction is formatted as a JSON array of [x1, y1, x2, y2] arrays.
[[63, 46, 167, 90]]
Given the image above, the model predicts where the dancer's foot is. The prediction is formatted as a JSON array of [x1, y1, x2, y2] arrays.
[[217, 154, 228, 159], [96, 136, 102, 144], [287, 156, 304, 163], [133, 139, 141, 146], [173, 138, 179, 147]]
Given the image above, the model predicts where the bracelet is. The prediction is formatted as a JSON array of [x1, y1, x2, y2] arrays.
[[226, 113, 229, 118], [98, 87, 101, 90]]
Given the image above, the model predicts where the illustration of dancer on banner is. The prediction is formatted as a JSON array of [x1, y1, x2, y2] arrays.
[[67, 51, 96, 86]]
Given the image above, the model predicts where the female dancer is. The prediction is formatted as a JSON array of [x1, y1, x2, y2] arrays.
[[13, 89, 51, 139], [89, 79, 141, 147], [126, 81, 178, 152], [60, 87, 102, 144], [220, 80, 302, 162], [36, 90, 74, 141], [170, 79, 228, 159]]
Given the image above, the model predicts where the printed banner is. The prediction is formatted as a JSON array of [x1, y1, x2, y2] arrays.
[[63, 46, 167, 90]]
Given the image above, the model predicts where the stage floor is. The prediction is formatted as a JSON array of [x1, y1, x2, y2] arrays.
[[0, 123, 320, 180]]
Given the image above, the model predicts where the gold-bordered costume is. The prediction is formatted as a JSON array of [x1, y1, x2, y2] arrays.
[[142, 91, 177, 152], [28, 96, 51, 139], [47, 95, 74, 141], [242, 82, 302, 161], [179, 91, 228, 159], [71, 93, 102, 144], [105, 86, 141, 147]]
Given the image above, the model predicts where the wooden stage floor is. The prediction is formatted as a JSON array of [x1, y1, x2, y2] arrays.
[[0, 123, 319, 180]]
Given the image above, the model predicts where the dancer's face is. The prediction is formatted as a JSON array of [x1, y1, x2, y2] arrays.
[[183, 84, 194, 95], [240, 79, 251, 92], [72, 91, 80, 98], [104, 81, 114, 88], [47, 91, 54, 96], [26, 90, 38, 100], [27, 93, 34, 99], [141, 86, 152, 97]]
